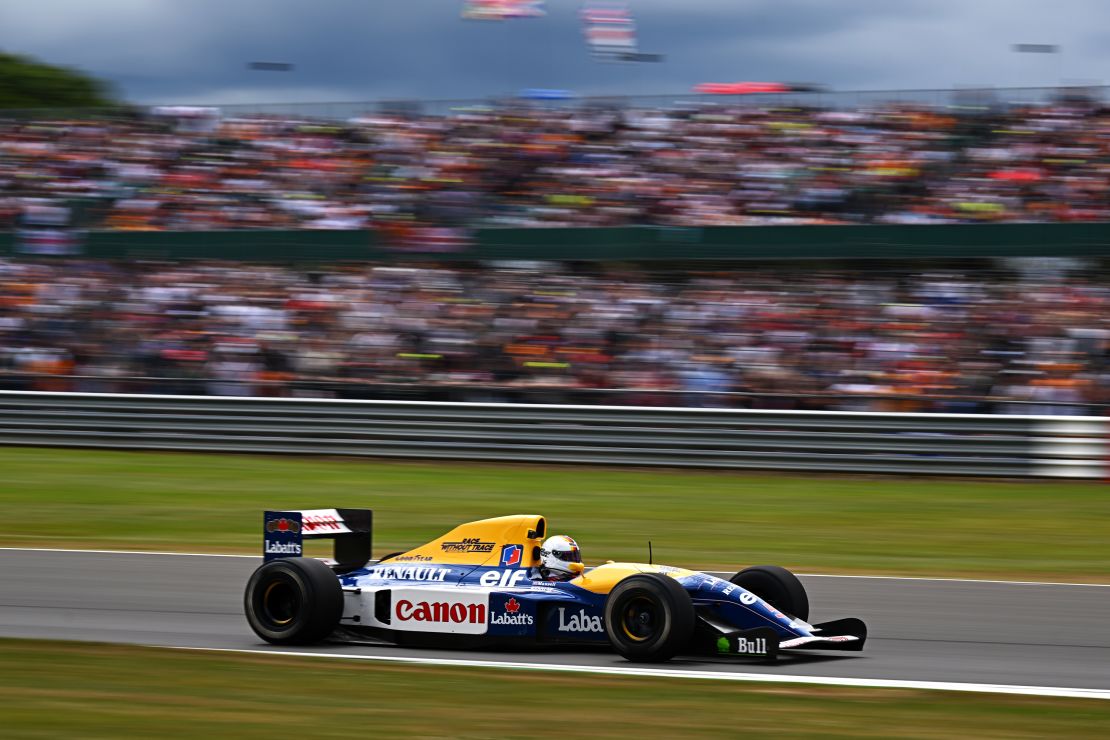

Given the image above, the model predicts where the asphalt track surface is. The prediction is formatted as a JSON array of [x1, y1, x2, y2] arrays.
[[2, 549, 1107, 695]]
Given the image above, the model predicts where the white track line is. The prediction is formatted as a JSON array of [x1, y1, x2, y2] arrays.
[[169, 646, 1110, 701], [2, 547, 1107, 587]]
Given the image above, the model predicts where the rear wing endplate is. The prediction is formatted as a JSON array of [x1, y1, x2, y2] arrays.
[[263, 508, 373, 572]]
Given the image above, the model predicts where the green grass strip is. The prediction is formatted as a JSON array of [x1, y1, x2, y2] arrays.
[[0, 639, 1107, 739], [1, 447, 1107, 581]]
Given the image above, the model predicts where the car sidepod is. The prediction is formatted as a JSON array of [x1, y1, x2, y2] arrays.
[[336, 564, 608, 647]]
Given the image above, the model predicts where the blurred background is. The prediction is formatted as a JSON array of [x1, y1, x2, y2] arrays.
[[1, 0, 1108, 416], [1, 4, 1110, 734]]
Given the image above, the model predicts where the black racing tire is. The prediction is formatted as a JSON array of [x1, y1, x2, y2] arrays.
[[604, 573, 695, 663], [244, 557, 344, 645], [729, 565, 809, 622]]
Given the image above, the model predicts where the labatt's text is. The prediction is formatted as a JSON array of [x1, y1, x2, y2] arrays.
[[490, 611, 533, 625], [557, 607, 603, 633]]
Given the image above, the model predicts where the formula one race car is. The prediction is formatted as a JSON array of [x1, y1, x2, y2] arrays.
[[244, 509, 866, 662]]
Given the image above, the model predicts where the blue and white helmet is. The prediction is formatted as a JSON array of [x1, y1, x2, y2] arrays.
[[540, 535, 583, 579]]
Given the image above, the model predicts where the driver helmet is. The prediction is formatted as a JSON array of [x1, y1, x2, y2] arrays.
[[540, 535, 584, 579]]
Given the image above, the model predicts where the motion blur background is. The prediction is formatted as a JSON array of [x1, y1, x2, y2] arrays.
[[2, 4, 1110, 736], [1, 1, 1109, 414]]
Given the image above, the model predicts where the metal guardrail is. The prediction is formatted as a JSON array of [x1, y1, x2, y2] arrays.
[[0, 391, 1105, 478]]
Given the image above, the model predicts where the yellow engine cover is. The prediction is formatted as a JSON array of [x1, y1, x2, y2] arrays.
[[388, 514, 547, 567]]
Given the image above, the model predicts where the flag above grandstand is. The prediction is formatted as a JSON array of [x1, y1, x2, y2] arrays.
[[693, 82, 825, 95], [580, 1, 662, 62], [518, 88, 574, 99], [462, 0, 546, 20], [581, 2, 636, 58], [694, 82, 792, 95]]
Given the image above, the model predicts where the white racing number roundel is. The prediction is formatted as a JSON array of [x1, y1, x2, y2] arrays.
[[391, 589, 489, 635]]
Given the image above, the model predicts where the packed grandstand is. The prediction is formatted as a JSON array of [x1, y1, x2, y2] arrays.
[[1, 93, 1108, 414], [1, 95, 1109, 232], [1, 259, 1106, 414]]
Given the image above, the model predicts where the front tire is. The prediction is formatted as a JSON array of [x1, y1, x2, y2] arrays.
[[244, 557, 343, 644], [729, 565, 809, 621], [604, 574, 695, 662]]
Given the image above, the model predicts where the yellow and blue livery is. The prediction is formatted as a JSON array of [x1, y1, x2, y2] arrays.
[[244, 509, 867, 662]]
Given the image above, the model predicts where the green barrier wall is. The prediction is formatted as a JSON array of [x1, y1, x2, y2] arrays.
[[2, 223, 1110, 261]]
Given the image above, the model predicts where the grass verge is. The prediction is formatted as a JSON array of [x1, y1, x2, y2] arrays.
[[1, 447, 1108, 581], [0, 639, 1107, 739]]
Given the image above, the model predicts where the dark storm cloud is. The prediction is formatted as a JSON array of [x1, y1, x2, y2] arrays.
[[0, 0, 1105, 105]]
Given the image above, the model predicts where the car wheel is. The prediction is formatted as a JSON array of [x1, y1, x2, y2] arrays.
[[244, 557, 344, 644], [729, 565, 809, 621], [604, 573, 695, 662]]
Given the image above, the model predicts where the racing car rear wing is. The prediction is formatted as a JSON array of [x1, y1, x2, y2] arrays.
[[263, 509, 373, 572]]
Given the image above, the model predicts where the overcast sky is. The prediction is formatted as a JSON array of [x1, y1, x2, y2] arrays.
[[0, 0, 1104, 106]]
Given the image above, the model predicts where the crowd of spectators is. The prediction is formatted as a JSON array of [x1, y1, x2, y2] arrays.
[[2, 95, 1110, 232], [1, 259, 1107, 414]]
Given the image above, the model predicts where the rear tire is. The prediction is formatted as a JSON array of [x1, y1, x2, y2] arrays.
[[244, 557, 343, 644], [604, 574, 695, 662], [729, 565, 809, 621]]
